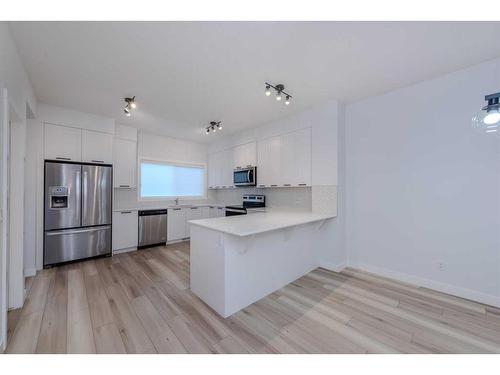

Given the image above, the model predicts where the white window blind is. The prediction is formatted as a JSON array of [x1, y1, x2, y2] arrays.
[[140, 161, 205, 198]]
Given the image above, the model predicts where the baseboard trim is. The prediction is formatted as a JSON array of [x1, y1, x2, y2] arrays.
[[24, 268, 36, 277], [112, 247, 138, 255], [348, 261, 500, 308], [319, 260, 347, 273]]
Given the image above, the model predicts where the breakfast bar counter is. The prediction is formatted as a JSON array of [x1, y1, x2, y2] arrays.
[[189, 211, 335, 317]]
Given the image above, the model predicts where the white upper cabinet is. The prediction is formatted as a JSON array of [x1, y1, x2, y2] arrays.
[[257, 135, 281, 187], [44, 123, 82, 162], [280, 128, 311, 187], [256, 127, 311, 188], [81, 130, 113, 164], [221, 148, 234, 188], [208, 149, 234, 189], [233, 141, 256, 169], [208, 152, 220, 189], [113, 138, 137, 188]]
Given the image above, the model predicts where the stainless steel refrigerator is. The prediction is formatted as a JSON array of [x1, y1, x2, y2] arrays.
[[44, 161, 112, 267]]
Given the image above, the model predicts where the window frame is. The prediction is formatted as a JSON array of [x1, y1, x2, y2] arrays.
[[138, 158, 207, 201]]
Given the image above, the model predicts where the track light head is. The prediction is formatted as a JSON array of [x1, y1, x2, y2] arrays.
[[123, 96, 136, 116], [285, 95, 290, 105], [265, 85, 271, 96]]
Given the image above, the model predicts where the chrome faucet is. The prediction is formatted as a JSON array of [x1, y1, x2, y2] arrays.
[[174, 197, 179, 205]]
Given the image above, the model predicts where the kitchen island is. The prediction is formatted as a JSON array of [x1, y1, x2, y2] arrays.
[[189, 211, 335, 317]]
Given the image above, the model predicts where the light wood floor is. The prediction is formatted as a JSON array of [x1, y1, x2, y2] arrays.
[[5, 241, 500, 353]]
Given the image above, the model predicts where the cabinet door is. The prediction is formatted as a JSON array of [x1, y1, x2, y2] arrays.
[[217, 207, 226, 217], [186, 207, 204, 236], [280, 128, 311, 187], [221, 149, 234, 188], [209, 207, 218, 218], [44, 123, 82, 161], [167, 208, 187, 241], [208, 153, 218, 189], [113, 138, 137, 188], [82, 130, 113, 164], [233, 142, 256, 169], [112, 210, 138, 251], [257, 135, 281, 187], [200, 207, 210, 219]]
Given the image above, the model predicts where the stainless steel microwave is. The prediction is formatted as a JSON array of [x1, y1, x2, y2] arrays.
[[233, 166, 257, 186]]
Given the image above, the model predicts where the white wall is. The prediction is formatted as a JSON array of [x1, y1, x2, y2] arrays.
[[345, 58, 500, 307], [209, 99, 345, 270], [0, 22, 37, 349], [114, 131, 214, 210]]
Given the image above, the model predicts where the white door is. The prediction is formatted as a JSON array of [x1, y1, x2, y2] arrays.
[[167, 208, 187, 241], [44, 123, 82, 161], [82, 130, 113, 164], [113, 138, 137, 188]]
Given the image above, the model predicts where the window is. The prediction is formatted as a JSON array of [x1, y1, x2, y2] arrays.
[[140, 160, 205, 199]]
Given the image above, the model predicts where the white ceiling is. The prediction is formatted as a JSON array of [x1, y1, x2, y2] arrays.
[[9, 21, 500, 142]]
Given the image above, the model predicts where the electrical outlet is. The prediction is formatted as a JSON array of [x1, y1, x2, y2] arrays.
[[437, 262, 445, 271]]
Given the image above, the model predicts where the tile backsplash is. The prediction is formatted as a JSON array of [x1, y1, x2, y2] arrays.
[[215, 187, 312, 212]]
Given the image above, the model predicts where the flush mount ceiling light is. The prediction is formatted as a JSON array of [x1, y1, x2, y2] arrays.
[[265, 82, 292, 105], [472, 92, 500, 134], [206, 121, 222, 134], [124, 96, 137, 117]]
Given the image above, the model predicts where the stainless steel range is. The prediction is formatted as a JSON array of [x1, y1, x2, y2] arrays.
[[225, 195, 265, 216], [44, 161, 112, 267]]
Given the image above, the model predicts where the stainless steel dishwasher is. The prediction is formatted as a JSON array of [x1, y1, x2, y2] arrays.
[[138, 209, 168, 248]]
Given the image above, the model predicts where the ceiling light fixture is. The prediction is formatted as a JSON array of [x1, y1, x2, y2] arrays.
[[124, 96, 137, 116], [206, 121, 222, 134], [264, 82, 292, 106], [472, 92, 500, 134]]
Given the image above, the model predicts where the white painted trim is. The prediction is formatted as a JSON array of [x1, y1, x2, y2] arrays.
[[319, 260, 347, 273], [348, 261, 500, 308], [112, 247, 137, 255], [0, 89, 8, 353], [23, 268, 36, 277]]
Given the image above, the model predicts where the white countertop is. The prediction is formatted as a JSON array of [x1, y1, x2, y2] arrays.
[[189, 211, 335, 237], [113, 204, 225, 212]]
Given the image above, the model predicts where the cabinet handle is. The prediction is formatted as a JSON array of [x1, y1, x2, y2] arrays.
[[55, 157, 71, 161], [190, 207, 198, 210], [172, 208, 181, 211], [119, 184, 130, 188], [121, 211, 132, 214], [246, 165, 253, 167], [283, 184, 291, 187], [271, 184, 278, 187], [259, 184, 266, 187], [92, 160, 104, 163], [298, 183, 307, 186]]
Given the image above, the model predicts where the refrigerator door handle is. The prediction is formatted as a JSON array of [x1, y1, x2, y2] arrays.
[[82, 169, 88, 222], [46, 226, 111, 236]]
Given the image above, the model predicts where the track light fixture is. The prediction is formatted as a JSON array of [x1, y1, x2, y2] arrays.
[[124, 96, 137, 116], [264, 82, 292, 105], [206, 121, 222, 134]]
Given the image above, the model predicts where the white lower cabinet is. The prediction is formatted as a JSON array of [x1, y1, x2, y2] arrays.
[[167, 207, 188, 241], [186, 207, 204, 237], [209, 206, 225, 218], [112, 210, 138, 252]]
